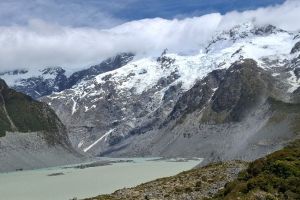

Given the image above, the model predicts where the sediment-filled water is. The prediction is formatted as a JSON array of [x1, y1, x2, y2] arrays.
[[0, 157, 201, 200]]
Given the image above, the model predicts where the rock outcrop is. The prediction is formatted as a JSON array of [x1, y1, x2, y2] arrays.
[[0, 79, 84, 172]]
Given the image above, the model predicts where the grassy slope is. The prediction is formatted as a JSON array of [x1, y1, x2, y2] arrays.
[[5, 90, 60, 133], [211, 139, 300, 200]]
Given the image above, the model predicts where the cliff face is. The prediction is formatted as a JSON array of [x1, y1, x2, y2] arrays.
[[0, 79, 84, 172], [0, 78, 66, 144]]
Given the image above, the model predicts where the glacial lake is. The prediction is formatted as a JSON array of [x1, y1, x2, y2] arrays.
[[0, 157, 201, 200]]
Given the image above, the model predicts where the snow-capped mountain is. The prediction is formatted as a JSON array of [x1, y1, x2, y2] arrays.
[[0, 53, 134, 99], [12, 23, 300, 162], [42, 23, 300, 162]]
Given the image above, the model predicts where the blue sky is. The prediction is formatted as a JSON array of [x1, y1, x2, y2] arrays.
[[114, 0, 285, 20], [0, 0, 285, 28]]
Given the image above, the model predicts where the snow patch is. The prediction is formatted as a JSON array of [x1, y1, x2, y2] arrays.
[[83, 129, 115, 152], [287, 71, 300, 93], [78, 140, 84, 148], [71, 98, 77, 115]]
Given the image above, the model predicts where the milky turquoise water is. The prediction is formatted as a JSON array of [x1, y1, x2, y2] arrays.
[[0, 158, 201, 200]]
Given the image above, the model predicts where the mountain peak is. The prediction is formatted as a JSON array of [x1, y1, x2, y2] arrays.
[[227, 23, 282, 37], [100, 52, 134, 67], [205, 22, 291, 56], [41, 67, 65, 76]]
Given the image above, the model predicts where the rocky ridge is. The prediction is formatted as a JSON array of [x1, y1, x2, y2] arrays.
[[0, 53, 134, 99]]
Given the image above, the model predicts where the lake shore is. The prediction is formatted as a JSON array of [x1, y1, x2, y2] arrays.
[[0, 157, 201, 200]]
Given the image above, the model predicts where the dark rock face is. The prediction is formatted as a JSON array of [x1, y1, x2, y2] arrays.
[[157, 49, 176, 69], [0, 79, 84, 172], [163, 59, 276, 126], [291, 41, 300, 54], [0, 79, 8, 90], [211, 59, 274, 122], [162, 59, 277, 126], [10, 53, 134, 99], [14, 67, 68, 99], [292, 87, 300, 102], [0, 78, 68, 145], [67, 53, 134, 88], [254, 25, 279, 35], [294, 68, 300, 79], [166, 69, 226, 122]]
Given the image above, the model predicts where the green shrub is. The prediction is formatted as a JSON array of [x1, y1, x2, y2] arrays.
[[211, 140, 300, 199]]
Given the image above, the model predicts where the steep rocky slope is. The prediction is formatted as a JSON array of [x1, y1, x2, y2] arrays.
[[40, 23, 300, 164], [0, 79, 83, 172]]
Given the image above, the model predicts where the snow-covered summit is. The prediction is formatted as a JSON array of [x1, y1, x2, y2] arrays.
[[46, 23, 299, 105], [84, 23, 297, 96], [0, 53, 134, 98]]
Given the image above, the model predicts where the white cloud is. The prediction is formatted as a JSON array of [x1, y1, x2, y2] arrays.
[[0, 0, 299, 72]]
